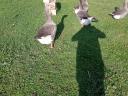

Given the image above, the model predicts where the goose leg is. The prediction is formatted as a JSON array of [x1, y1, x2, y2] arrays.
[[50, 41, 54, 48]]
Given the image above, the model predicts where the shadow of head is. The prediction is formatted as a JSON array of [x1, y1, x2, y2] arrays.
[[56, 2, 61, 12], [72, 26, 106, 42], [62, 15, 68, 18]]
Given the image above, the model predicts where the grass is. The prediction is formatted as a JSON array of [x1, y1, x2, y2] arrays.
[[0, 0, 128, 96]]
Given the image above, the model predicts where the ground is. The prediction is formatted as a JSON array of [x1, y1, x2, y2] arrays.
[[0, 0, 128, 96]]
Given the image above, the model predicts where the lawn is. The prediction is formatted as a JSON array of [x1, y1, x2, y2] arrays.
[[0, 0, 128, 96]]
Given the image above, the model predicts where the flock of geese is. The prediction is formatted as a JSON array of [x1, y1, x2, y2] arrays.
[[35, 0, 128, 48]]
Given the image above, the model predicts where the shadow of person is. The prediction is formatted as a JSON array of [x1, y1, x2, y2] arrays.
[[55, 15, 68, 40], [72, 26, 106, 96]]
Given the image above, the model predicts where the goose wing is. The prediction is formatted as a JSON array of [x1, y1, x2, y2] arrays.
[[77, 10, 89, 19], [36, 25, 56, 38], [113, 8, 127, 15], [111, 0, 128, 15]]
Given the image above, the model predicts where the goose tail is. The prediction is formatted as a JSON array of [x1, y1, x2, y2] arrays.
[[36, 35, 52, 45]]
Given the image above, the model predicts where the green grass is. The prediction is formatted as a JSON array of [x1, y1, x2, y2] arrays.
[[0, 0, 128, 96]]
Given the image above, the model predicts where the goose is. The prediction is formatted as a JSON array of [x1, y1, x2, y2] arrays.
[[109, 0, 128, 19], [35, 4, 56, 48], [74, 0, 97, 26]]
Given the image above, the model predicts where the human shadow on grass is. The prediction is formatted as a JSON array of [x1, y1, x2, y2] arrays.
[[72, 26, 106, 96], [55, 15, 68, 40]]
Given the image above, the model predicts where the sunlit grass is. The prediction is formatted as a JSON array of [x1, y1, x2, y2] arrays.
[[0, 0, 128, 95]]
